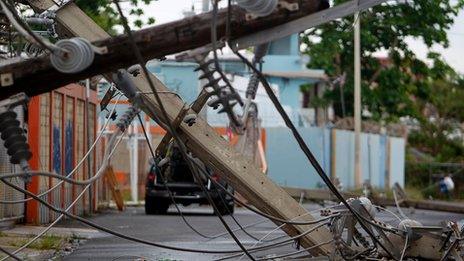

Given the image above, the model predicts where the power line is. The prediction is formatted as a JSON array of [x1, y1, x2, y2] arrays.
[[112, 0, 256, 258], [231, 49, 397, 260], [1, 176, 335, 255], [136, 113, 218, 240]]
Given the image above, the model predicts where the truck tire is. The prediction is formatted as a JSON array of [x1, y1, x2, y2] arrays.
[[145, 196, 169, 215], [214, 193, 235, 216]]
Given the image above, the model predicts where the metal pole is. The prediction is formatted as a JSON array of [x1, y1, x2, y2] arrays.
[[129, 122, 139, 203], [354, 12, 362, 188], [85, 79, 93, 213]]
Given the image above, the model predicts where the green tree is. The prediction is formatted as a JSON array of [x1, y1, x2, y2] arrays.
[[409, 58, 464, 161], [75, 0, 156, 33], [301, 0, 464, 123]]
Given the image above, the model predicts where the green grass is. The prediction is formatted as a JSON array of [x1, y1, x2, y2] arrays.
[[9, 234, 64, 251], [404, 186, 425, 200], [122, 189, 132, 201]]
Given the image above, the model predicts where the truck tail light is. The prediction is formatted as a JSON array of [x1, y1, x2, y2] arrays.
[[147, 171, 156, 185]]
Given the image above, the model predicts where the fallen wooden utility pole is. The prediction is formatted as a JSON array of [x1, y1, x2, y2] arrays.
[[283, 187, 359, 202], [23, 0, 334, 255], [284, 186, 464, 214], [0, 0, 328, 100]]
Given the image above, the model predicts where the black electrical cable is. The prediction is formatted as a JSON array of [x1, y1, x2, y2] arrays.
[[210, 0, 243, 128], [255, 239, 334, 261], [2, 170, 340, 236], [0, 98, 336, 258], [137, 114, 264, 242], [136, 114, 217, 239], [0, 178, 335, 256], [211, 0, 232, 91], [213, 183, 264, 242], [213, 221, 332, 261], [231, 49, 397, 260], [0, 167, 339, 225], [187, 156, 339, 225], [112, 2, 255, 259], [0, 245, 21, 261]]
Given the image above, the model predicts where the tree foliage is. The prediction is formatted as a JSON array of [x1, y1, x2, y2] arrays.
[[75, 0, 156, 33], [302, 0, 464, 122], [409, 64, 464, 162], [301, 0, 464, 161]]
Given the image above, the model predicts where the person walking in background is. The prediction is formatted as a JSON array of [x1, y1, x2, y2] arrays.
[[440, 174, 455, 200]]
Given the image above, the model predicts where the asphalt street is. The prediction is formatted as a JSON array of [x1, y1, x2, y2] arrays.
[[59, 203, 464, 261]]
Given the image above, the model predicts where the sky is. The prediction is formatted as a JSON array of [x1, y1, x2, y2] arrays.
[[122, 0, 464, 74]]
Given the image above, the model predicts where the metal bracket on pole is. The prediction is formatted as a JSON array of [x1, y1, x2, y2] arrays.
[[155, 104, 190, 156], [277, 1, 299, 12]]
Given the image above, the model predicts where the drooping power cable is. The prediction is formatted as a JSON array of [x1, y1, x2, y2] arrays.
[[0, 129, 127, 261], [111, 1, 255, 258], [231, 49, 397, 259]]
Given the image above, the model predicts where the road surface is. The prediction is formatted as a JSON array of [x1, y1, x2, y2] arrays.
[[59, 203, 464, 260]]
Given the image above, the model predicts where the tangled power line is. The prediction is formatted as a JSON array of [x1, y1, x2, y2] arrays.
[[0, 0, 462, 260]]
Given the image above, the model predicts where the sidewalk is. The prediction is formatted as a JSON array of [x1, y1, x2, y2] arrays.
[[0, 225, 101, 260]]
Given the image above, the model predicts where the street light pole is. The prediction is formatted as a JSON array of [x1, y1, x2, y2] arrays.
[[354, 12, 362, 188]]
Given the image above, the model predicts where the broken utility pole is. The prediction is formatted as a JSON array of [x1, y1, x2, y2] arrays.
[[21, 0, 334, 255], [0, 0, 328, 100]]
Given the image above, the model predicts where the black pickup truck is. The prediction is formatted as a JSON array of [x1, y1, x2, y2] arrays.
[[144, 144, 234, 215]]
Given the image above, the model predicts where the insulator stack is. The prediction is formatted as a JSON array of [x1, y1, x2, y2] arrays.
[[116, 106, 140, 132], [0, 110, 32, 178], [195, 59, 243, 128], [246, 73, 260, 100], [247, 43, 269, 100], [50, 37, 95, 74], [236, 0, 278, 17]]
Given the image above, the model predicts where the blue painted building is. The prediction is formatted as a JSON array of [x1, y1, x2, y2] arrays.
[[147, 61, 200, 104], [97, 33, 405, 190], [145, 34, 328, 127]]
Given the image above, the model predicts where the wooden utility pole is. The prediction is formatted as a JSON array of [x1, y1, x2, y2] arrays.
[[354, 12, 362, 188], [24, 0, 333, 255], [0, 0, 327, 100]]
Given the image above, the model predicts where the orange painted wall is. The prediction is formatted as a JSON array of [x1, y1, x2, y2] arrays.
[[26, 84, 98, 224]]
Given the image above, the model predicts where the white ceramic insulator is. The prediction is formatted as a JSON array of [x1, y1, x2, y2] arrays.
[[236, 0, 278, 17], [50, 37, 95, 74], [398, 219, 422, 230], [358, 197, 376, 218]]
